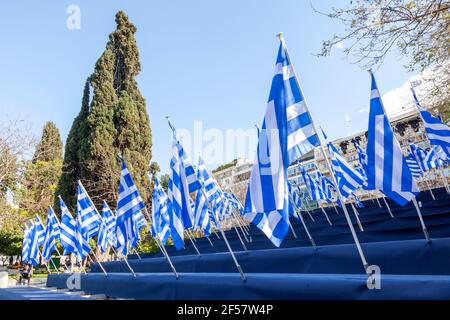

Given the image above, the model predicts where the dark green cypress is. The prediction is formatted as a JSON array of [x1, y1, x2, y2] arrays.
[[56, 79, 91, 208], [78, 11, 152, 207]]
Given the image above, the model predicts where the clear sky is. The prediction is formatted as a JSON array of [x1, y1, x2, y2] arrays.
[[0, 1, 417, 174]]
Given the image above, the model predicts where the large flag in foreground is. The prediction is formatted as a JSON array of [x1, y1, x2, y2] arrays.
[[412, 88, 450, 158], [115, 159, 146, 255], [244, 37, 320, 247], [366, 72, 419, 205]]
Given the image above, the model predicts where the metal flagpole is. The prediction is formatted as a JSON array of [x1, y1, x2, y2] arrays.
[[231, 211, 250, 243], [142, 207, 179, 279], [318, 202, 332, 225], [375, 196, 382, 208], [186, 230, 201, 255], [423, 177, 436, 200], [200, 188, 246, 281], [333, 202, 340, 214], [382, 196, 394, 218], [288, 193, 317, 249], [412, 198, 432, 243], [206, 236, 214, 247], [288, 220, 298, 238], [132, 248, 142, 260], [350, 202, 364, 232], [38, 249, 53, 274], [279, 32, 370, 273]]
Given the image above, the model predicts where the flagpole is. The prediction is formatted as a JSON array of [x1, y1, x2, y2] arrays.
[[143, 206, 179, 279], [350, 202, 364, 232], [412, 198, 431, 243], [410, 86, 450, 194], [279, 32, 370, 273], [382, 196, 394, 218], [288, 193, 317, 249], [165, 116, 245, 281]]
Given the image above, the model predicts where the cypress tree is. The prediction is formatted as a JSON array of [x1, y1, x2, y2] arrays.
[[56, 79, 91, 208], [78, 11, 152, 207], [21, 122, 63, 214], [33, 122, 63, 163]]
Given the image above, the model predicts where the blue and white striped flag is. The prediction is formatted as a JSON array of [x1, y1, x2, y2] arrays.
[[59, 197, 78, 256], [197, 156, 222, 201], [21, 223, 32, 263], [151, 176, 171, 244], [115, 159, 147, 255], [325, 135, 365, 199], [77, 181, 101, 239], [35, 215, 46, 246], [412, 87, 450, 158], [244, 39, 320, 247], [42, 207, 59, 261], [366, 73, 419, 205], [27, 222, 40, 266], [405, 153, 422, 178], [300, 166, 327, 201], [287, 180, 301, 216], [97, 201, 117, 253], [315, 169, 336, 202], [75, 205, 91, 261], [410, 143, 440, 172]]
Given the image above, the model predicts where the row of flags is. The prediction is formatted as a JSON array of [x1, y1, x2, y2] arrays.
[[243, 35, 450, 248], [21, 34, 450, 267], [21, 141, 247, 267]]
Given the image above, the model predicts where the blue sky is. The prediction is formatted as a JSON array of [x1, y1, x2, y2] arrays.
[[0, 1, 416, 173]]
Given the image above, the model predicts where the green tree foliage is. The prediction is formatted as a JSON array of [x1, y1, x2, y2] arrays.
[[0, 229, 22, 257], [56, 79, 92, 208], [75, 11, 153, 208], [20, 122, 63, 215], [315, 0, 450, 120]]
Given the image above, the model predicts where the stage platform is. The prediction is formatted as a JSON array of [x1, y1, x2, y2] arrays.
[[47, 187, 450, 300]]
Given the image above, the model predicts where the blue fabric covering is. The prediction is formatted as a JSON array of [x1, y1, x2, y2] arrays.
[[46, 272, 450, 300], [92, 238, 450, 275], [46, 188, 450, 300]]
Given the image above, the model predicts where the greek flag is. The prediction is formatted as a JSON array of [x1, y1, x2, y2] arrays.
[[42, 207, 59, 261], [412, 87, 450, 158], [194, 187, 211, 236], [315, 169, 336, 202], [244, 39, 320, 247], [405, 153, 423, 178], [354, 164, 370, 190], [97, 201, 117, 253], [353, 139, 368, 170], [59, 197, 77, 255], [151, 176, 171, 244], [21, 223, 32, 262], [326, 137, 365, 199], [27, 222, 40, 266], [287, 180, 301, 210], [366, 73, 419, 205], [197, 156, 222, 201], [75, 205, 91, 261], [300, 166, 327, 201], [77, 181, 101, 238], [410, 143, 440, 172], [115, 159, 146, 255], [35, 215, 46, 246]]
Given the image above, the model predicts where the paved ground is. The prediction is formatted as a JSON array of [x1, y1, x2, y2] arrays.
[[0, 286, 95, 300]]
